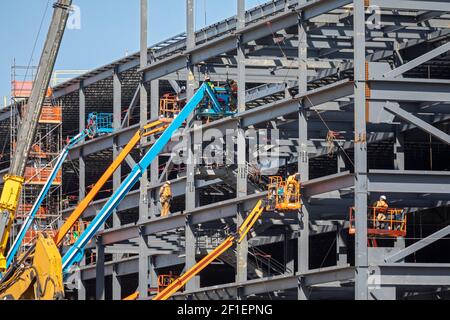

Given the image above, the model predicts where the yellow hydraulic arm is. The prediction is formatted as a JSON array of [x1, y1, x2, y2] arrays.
[[0, 234, 64, 300], [153, 199, 265, 300], [54, 119, 170, 246]]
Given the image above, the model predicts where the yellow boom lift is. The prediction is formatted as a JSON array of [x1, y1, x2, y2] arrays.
[[124, 175, 302, 300]]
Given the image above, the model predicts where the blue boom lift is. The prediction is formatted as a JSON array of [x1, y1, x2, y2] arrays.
[[62, 80, 226, 272]]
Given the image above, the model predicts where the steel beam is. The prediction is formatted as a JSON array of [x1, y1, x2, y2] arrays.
[[372, 0, 450, 12], [383, 41, 450, 79], [384, 102, 450, 146], [386, 225, 450, 263]]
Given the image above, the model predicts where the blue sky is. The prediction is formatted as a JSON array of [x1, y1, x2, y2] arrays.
[[0, 0, 263, 106]]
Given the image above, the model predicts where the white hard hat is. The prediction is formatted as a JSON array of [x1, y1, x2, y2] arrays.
[[165, 181, 171, 185], [380, 195, 387, 200]]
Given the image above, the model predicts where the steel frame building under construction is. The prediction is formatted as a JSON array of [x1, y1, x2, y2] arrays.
[[1, 0, 450, 300]]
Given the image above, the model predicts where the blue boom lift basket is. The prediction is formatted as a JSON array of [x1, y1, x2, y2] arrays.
[[196, 86, 236, 119], [87, 112, 114, 136]]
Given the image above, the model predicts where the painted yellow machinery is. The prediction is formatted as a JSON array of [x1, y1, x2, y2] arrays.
[[0, 234, 63, 300], [266, 174, 301, 211], [0, 176, 24, 270]]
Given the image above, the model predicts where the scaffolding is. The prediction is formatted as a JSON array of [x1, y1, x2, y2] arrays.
[[10, 64, 63, 251]]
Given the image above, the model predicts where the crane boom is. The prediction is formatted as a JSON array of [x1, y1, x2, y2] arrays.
[[62, 81, 220, 273], [0, 0, 72, 271]]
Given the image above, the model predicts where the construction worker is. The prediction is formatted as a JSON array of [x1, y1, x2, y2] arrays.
[[159, 181, 172, 217], [286, 172, 300, 203], [227, 79, 238, 111], [374, 195, 388, 209], [373, 195, 389, 229]]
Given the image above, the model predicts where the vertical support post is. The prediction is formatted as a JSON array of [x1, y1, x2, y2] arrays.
[[184, 0, 199, 293], [149, 80, 159, 218], [95, 236, 105, 300], [338, 151, 346, 173], [185, 215, 199, 292], [354, 0, 368, 300], [284, 227, 294, 274], [236, 0, 248, 293], [336, 221, 347, 266], [138, 0, 150, 300], [394, 127, 405, 170], [185, 0, 196, 212], [78, 81, 86, 201], [112, 67, 122, 300], [297, 9, 309, 300], [77, 275, 86, 300], [112, 265, 121, 300], [113, 67, 122, 228], [149, 256, 158, 291]]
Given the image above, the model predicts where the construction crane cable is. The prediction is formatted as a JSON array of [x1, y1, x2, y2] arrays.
[[17, 0, 52, 96]]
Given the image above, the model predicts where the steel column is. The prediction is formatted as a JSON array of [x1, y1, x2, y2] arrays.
[[138, 0, 150, 300], [297, 8, 309, 300], [77, 274, 86, 300], [79, 81, 86, 201], [236, 0, 248, 291], [353, 0, 368, 300], [394, 127, 405, 170], [150, 80, 159, 219], [95, 236, 105, 300], [112, 264, 122, 300], [113, 67, 122, 229], [336, 221, 347, 266], [185, 0, 199, 293]]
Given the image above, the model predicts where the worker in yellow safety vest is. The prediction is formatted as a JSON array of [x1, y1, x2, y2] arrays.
[[159, 181, 172, 217], [286, 172, 300, 203]]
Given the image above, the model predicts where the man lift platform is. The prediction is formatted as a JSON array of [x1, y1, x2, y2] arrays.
[[349, 205, 407, 238], [125, 174, 302, 300], [266, 174, 301, 211]]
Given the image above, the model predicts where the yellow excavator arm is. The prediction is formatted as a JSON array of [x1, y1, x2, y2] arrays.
[[0, 234, 63, 300]]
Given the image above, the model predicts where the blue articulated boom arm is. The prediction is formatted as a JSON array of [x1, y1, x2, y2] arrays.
[[5, 130, 90, 269], [62, 82, 213, 273]]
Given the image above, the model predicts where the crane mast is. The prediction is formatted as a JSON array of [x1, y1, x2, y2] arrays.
[[0, 0, 72, 271]]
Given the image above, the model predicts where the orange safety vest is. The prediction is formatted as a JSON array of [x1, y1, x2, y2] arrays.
[[375, 200, 388, 208]]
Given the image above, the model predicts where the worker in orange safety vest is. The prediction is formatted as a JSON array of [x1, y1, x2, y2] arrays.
[[159, 181, 172, 217], [373, 195, 389, 229]]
